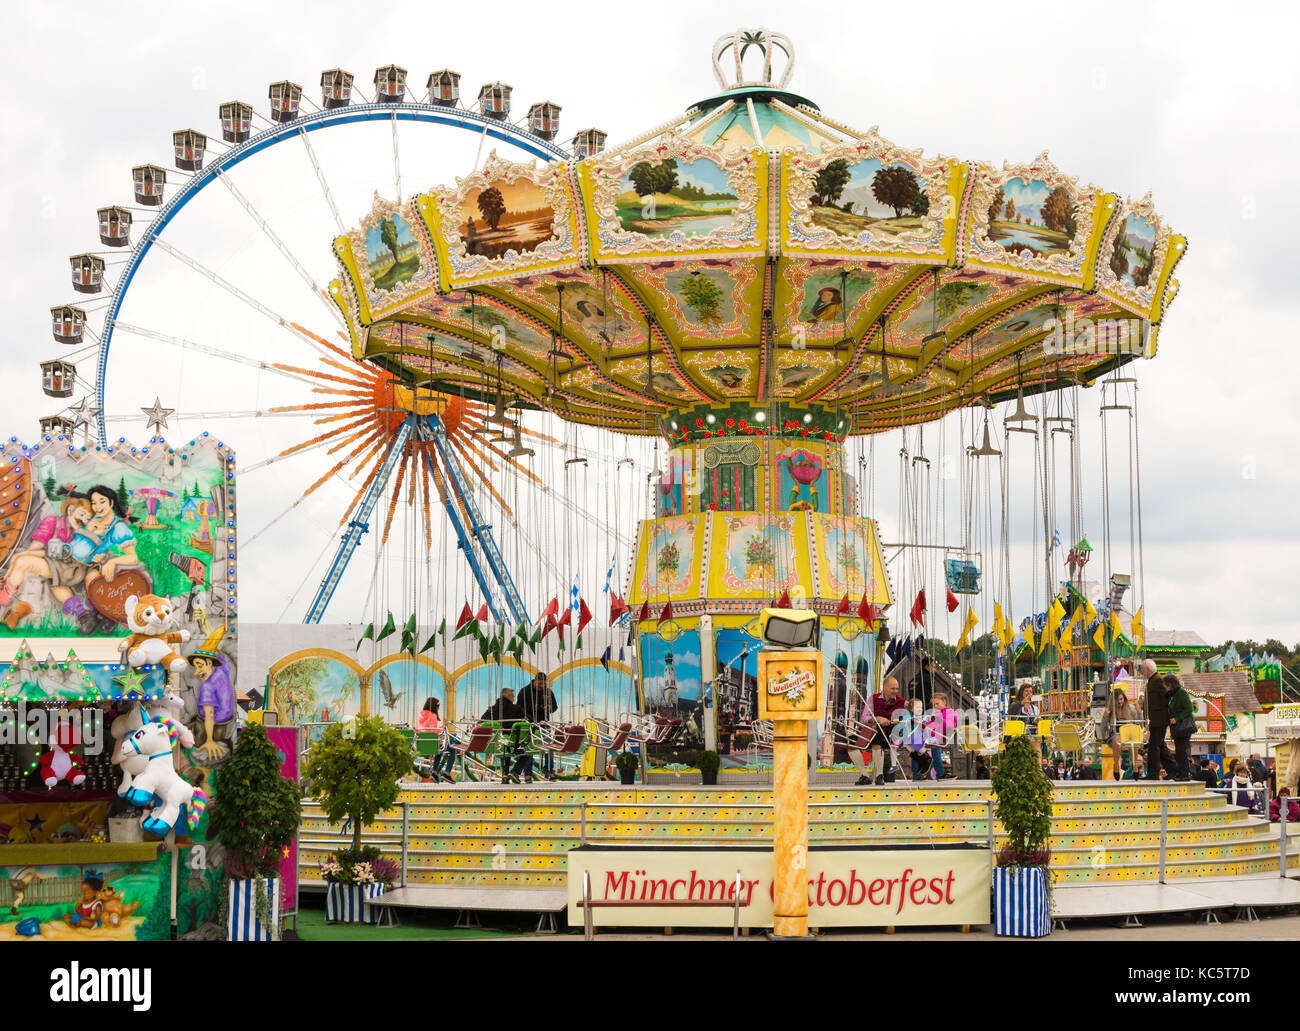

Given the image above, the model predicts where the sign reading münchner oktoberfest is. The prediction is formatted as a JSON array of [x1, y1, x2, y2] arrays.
[[569, 848, 991, 928]]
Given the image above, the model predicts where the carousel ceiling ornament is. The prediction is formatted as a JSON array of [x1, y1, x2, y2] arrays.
[[328, 29, 1186, 439]]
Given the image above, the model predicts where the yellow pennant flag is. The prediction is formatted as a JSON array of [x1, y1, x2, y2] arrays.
[[1024, 622, 1036, 654], [1092, 619, 1105, 651], [956, 608, 980, 651], [1131, 607, 1145, 651], [993, 602, 1009, 648], [1109, 609, 1123, 642], [1045, 598, 1064, 649], [1083, 597, 1097, 623]]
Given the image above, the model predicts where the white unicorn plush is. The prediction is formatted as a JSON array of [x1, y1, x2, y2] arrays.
[[113, 710, 205, 837], [110, 690, 194, 763]]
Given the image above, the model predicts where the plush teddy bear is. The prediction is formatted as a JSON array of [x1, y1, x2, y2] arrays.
[[121, 594, 190, 673]]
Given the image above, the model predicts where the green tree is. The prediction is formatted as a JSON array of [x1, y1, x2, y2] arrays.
[[43, 472, 57, 500], [207, 724, 301, 878], [909, 191, 930, 217], [871, 165, 922, 218], [303, 716, 413, 852], [379, 217, 400, 263], [116, 477, 129, 513], [628, 159, 678, 199], [477, 186, 506, 230], [813, 158, 852, 207], [680, 272, 725, 323], [1004, 198, 1016, 221], [991, 736, 1053, 867]]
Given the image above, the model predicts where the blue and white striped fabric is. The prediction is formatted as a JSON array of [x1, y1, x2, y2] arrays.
[[993, 866, 1050, 937], [227, 878, 280, 941], [325, 882, 385, 923]]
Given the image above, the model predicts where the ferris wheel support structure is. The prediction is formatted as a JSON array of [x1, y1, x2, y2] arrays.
[[92, 102, 569, 448]]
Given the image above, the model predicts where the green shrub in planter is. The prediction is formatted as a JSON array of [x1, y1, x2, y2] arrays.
[[614, 750, 640, 784], [990, 736, 1054, 936], [698, 750, 720, 785]]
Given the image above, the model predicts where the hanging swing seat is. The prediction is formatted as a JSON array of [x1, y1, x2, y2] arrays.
[[945, 558, 981, 594]]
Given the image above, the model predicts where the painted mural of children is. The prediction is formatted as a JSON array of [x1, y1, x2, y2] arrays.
[[70, 484, 140, 586], [0, 487, 94, 629], [63, 873, 105, 929]]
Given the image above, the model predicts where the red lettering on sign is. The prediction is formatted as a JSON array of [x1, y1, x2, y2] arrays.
[[605, 870, 628, 899], [868, 878, 886, 905], [848, 870, 866, 906], [945, 871, 956, 904], [910, 878, 929, 906], [827, 878, 845, 906], [928, 877, 945, 904], [670, 879, 686, 900]]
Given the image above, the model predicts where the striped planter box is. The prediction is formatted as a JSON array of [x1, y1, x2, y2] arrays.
[[993, 866, 1050, 937], [227, 878, 280, 941], [325, 882, 385, 923]]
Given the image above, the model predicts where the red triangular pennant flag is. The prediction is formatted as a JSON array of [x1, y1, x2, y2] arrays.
[[946, 586, 959, 613], [609, 593, 629, 624], [856, 595, 877, 626], [577, 598, 593, 635], [837, 592, 851, 615], [474, 604, 489, 624], [536, 597, 559, 626], [541, 612, 558, 640], [556, 605, 572, 628], [909, 588, 926, 626], [454, 602, 473, 632], [776, 589, 791, 609], [658, 600, 674, 624], [637, 600, 650, 623]]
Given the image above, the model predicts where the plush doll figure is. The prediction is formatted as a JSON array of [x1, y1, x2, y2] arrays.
[[113, 712, 205, 837], [39, 721, 86, 787], [121, 594, 190, 673]]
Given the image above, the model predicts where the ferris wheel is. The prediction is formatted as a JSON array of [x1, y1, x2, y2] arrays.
[[39, 63, 647, 627]]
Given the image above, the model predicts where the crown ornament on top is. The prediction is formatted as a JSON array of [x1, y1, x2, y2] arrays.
[[711, 27, 795, 91]]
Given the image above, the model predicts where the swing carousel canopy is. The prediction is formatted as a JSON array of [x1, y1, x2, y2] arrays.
[[327, 29, 1186, 439]]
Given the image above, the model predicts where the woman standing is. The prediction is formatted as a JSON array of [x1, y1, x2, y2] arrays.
[[1165, 675, 1196, 782], [1099, 687, 1141, 781]]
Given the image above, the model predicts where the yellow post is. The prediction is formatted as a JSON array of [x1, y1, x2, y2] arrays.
[[757, 634, 824, 940]]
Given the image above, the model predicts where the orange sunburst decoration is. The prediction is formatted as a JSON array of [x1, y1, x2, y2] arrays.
[[273, 324, 551, 547]]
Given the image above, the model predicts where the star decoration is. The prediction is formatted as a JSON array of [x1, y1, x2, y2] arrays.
[[141, 397, 175, 435], [115, 669, 146, 696], [68, 395, 100, 433], [26, 813, 45, 833]]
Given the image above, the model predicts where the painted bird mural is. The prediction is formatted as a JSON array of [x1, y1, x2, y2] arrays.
[[376, 669, 404, 711], [810, 286, 842, 323]]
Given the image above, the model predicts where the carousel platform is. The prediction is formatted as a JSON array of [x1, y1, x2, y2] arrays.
[[299, 781, 1300, 922]]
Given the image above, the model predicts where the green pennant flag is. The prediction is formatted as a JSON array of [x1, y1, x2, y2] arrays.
[[528, 627, 541, 651], [356, 622, 375, 651], [452, 618, 480, 642], [419, 632, 439, 654], [437, 617, 447, 642], [478, 633, 490, 661], [376, 612, 397, 643], [575, 633, 582, 654]]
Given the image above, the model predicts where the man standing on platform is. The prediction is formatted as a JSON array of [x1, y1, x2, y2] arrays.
[[518, 672, 558, 779], [857, 676, 906, 785], [1141, 659, 1177, 780]]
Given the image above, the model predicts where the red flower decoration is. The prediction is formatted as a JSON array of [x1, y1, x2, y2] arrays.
[[725, 418, 735, 428], [703, 430, 713, 438], [695, 418, 705, 429], [708, 502, 717, 511], [824, 432, 834, 441], [800, 428, 809, 437]]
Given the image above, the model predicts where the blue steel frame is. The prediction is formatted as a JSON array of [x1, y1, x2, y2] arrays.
[[304, 412, 528, 626]]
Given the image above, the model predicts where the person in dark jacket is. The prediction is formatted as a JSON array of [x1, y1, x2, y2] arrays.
[[480, 688, 531, 782], [1165, 674, 1196, 781], [517, 672, 558, 778], [1141, 660, 1177, 780]]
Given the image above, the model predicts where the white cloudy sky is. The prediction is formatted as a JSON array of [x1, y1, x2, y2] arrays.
[[2, 1, 1298, 648]]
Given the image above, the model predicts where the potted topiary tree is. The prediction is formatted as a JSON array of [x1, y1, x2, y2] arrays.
[[206, 724, 301, 941], [614, 749, 639, 785], [698, 750, 720, 786], [990, 735, 1054, 937], [303, 715, 413, 923]]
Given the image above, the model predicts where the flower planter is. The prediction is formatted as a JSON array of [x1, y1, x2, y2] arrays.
[[227, 877, 280, 941], [326, 882, 386, 924], [993, 866, 1050, 937], [700, 770, 718, 785], [618, 770, 636, 785]]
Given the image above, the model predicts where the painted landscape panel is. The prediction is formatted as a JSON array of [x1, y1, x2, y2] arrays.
[[808, 158, 930, 240], [616, 157, 738, 239], [365, 214, 420, 291], [458, 178, 555, 259], [983, 177, 1076, 258]]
